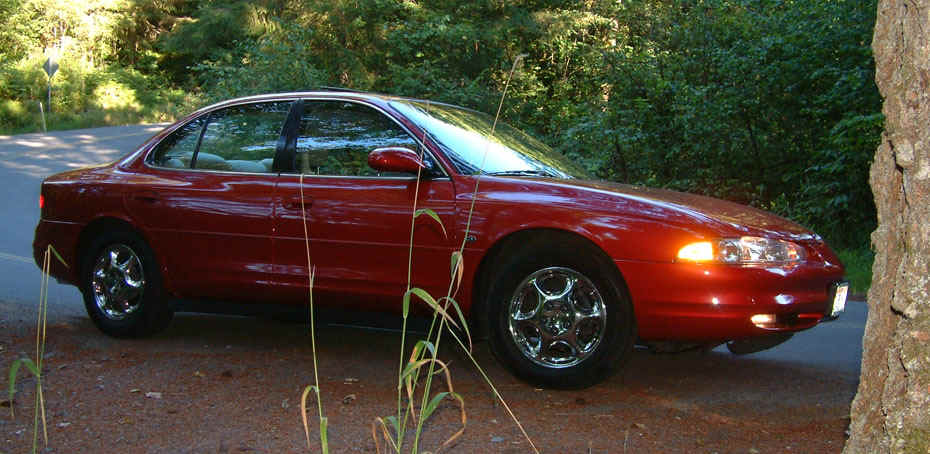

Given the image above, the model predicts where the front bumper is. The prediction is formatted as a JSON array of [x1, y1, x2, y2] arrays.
[[616, 259, 846, 342]]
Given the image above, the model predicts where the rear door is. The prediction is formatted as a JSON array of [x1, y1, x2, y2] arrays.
[[270, 99, 457, 310], [128, 100, 293, 301]]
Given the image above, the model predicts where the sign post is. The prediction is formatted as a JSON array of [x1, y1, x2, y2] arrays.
[[42, 57, 58, 113]]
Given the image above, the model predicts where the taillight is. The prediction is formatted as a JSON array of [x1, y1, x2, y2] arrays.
[[39, 194, 45, 210]]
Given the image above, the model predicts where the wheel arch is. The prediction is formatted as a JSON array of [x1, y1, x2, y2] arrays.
[[76, 217, 161, 288], [469, 227, 633, 340]]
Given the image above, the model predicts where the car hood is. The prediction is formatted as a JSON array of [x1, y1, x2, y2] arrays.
[[564, 179, 816, 240]]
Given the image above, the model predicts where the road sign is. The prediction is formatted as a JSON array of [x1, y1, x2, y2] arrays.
[[43, 57, 59, 79]]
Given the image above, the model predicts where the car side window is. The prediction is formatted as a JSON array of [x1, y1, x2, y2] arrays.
[[194, 102, 292, 173], [150, 102, 291, 172], [294, 101, 422, 176], [149, 117, 206, 169]]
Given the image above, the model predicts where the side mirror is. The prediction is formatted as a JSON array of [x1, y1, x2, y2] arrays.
[[368, 147, 426, 174]]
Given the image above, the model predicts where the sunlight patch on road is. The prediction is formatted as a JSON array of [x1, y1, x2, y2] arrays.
[[11, 139, 54, 148]]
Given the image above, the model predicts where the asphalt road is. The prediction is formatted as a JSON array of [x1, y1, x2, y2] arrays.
[[0, 124, 867, 379], [0, 124, 167, 318]]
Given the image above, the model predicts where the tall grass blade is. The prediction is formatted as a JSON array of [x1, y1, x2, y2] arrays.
[[298, 173, 328, 454], [392, 124, 430, 453], [456, 54, 527, 253], [372, 416, 399, 454], [7, 358, 39, 419], [449, 251, 464, 296], [420, 392, 450, 422], [47, 244, 68, 268], [442, 54, 539, 454], [37, 248, 52, 447], [404, 288, 460, 330], [436, 391, 466, 453], [438, 297, 471, 352], [408, 357, 465, 453], [319, 416, 329, 453], [7, 245, 57, 451], [299, 386, 329, 454], [387, 56, 535, 453], [410, 339, 437, 362], [445, 329, 539, 453], [402, 291, 411, 318], [400, 359, 445, 384], [414, 208, 447, 237]]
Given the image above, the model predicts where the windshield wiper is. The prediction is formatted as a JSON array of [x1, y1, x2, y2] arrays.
[[485, 170, 556, 177]]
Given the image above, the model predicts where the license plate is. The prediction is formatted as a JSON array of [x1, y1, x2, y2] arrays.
[[831, 282, 849, 317]]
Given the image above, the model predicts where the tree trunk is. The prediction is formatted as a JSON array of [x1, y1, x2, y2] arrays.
[[844, 1, 930, 452]]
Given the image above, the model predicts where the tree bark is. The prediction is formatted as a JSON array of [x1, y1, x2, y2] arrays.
[[845, 1, 930, 452]]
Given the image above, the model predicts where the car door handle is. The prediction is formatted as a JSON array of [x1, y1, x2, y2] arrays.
[[131, 192, 159, 203], [284, 198, 313, 210]]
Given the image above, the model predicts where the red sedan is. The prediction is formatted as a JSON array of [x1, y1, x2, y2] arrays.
[[33, 91, 847, 388]]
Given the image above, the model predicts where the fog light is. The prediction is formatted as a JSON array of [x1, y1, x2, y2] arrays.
[[751, 314, 775, 327]]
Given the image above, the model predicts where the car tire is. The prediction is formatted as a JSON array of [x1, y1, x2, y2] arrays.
[[80, 229, 173, 338], [486, 235, 635, 389]]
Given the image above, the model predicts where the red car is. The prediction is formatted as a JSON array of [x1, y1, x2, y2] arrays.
[[33, 91, 847, 388]]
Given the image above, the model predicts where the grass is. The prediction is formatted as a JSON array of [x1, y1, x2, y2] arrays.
[[299, 56, 536, 454], [837, 247, 874, 297], [1, 100, 193, 136], [1, 65, 199, 135], [7, 245, 67, 454]]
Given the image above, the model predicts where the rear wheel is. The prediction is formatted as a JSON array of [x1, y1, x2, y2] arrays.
[[487, 235, 635, 389], [80, 230, 173, 337]]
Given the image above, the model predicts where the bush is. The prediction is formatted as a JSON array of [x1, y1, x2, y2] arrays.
[[0, 98, 31, 130], [0, 51, 197, 134]]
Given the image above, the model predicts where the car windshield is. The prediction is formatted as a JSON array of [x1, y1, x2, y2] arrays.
[[389, 100, 590, 179]]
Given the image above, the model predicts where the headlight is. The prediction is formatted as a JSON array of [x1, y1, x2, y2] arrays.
[[677, 237, 806, 265]]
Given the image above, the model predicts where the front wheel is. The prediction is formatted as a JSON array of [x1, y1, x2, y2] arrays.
[[487, 236, 635, 389], [80, 230, 173, 337]]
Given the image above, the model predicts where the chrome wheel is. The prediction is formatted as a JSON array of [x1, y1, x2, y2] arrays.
[[507, 267, 607, 369], [91, 244, 146, 320]]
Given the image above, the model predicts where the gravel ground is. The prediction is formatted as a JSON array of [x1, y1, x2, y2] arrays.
[[1, 306, 854, 454]]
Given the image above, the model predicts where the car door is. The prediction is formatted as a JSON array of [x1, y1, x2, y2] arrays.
[[128, 100, 293, 301], [271, 99, 457, 310]]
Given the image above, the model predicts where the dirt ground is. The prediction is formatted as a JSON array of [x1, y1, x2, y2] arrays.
[[1, 308, 854, 454]]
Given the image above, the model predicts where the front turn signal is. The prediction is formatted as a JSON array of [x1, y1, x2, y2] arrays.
[[677, 241, 714, 262]]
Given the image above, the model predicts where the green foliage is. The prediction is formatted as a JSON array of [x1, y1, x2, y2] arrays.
[[193, 21, 328, 102], [0, 50, 193, 133], [8, 245, 66, 453], [550, 0, 880, 248], [299, 385, 328, 454], [7, 358, 40, 412], [0, 0, 881, 248], [0, 0, 200, 133], [837, 247, 874, 296], [157, 0, 292, 85], [797, 113, 882, 246]]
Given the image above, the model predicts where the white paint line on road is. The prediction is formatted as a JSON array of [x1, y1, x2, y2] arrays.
[[0, 252, 33, 265]]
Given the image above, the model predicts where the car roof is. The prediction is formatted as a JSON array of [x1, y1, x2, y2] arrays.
[[193, 89, 423, 114], [189, 89, 492, 123]]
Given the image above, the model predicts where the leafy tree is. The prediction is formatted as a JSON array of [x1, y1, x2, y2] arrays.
[[0, 0, 883, 250], [559, 0, 879, 247]]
